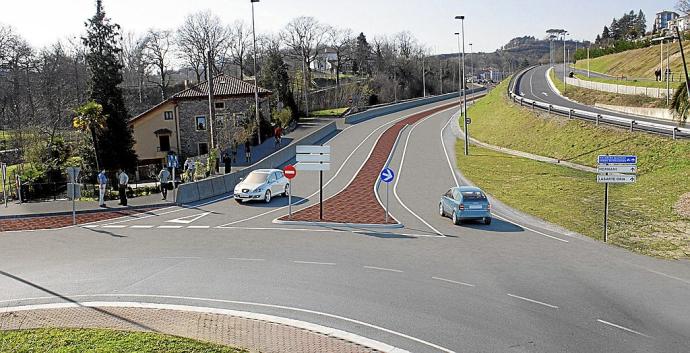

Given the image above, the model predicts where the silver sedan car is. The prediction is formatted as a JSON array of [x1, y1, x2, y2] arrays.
[[234, 169, 290, 203]]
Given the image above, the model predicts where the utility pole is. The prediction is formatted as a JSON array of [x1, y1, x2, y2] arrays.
[[674, 27, 690, 109], [207, 49, 216, 149], [455, 15, 468, 156], [422, 54, 426, 97], [469, 43, 474, 80], [250, 0, 262, 144], [563, 31, 568, 93], [439, 60, 443, 94], [587, 46, 590, 78]]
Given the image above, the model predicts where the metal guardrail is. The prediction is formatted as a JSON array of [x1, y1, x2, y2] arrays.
[[508, 67, 689, 139]]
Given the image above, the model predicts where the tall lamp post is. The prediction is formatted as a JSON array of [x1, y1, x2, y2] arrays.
[[562, 31, 569, 93], [250, 0, 261, 144], [469, 43, 473, 81], [455, 15, 468, 156]]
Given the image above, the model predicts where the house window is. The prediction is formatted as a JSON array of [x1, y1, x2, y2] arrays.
[[164, 111, 174, 120], [196, 116, 207, 131], [214, 102, 225, 110], [159, 135, 171, 152], [198, 142, 209, 156]]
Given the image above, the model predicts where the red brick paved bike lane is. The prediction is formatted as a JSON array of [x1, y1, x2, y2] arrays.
[[281, 101, 462, 225], [0, 208, 162, 232]]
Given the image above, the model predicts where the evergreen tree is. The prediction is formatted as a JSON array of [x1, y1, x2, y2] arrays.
[[82, 0, 137, 171], [635, 10, 647, 35], [602, 25, 611, 40], [353, 32, 371, 75], [259, 51, 298, 119]]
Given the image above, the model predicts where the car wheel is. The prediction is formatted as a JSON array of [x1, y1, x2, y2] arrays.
[[284, 184, 290, 197], [264, 190, 272, 203], [452, 212, 461, 225], [484, 217, 492, 225], [439, 203, 445, 217]]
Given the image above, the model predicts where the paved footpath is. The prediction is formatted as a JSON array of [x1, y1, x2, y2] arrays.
[[0, 306, 378, 353]]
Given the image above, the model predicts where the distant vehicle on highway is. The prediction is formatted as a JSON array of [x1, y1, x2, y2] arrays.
[[234, 169, 290, 203], [439, 186, 492, 225]]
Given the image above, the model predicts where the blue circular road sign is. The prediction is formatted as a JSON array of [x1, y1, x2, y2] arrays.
[[380, 167, 395, 183]]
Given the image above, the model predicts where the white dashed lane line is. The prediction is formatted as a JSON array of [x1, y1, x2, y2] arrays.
[[506, 293, 559, 309], [102, 225, 126, 229], [130, 225, 154, 229], [293, 261, 337, 266], [597, 319, 650, 338], [227, 258, 266, 262], [432, 277, 475, 287], [158, 225, 183, 229], [363, 266, 404, 273]]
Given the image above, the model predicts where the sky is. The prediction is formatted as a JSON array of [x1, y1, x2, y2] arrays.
[[0, 0, 678, 54]]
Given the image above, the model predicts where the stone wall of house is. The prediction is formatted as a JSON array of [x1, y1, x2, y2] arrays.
[[177, 96, 270, 158]]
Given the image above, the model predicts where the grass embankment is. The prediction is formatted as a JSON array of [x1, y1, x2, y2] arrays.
[[459, 79, 690, 258], [310, 107, 349, 116], [0, 328, 247, 353], [573, 73, 681, 90], [574, 41, 690, 79], [550, 69, 667, 109]]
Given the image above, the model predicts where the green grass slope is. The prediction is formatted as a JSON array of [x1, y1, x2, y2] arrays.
[[575, 41, 690, 79]]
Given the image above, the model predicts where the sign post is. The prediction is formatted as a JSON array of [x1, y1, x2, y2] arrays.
[[167, 154, 179, 203], [283, 165, 297, 219], [1, 163, 6, 208], [66, 167, 81, 225], [380, 167, 395, 223], [597, 155, 637, 242], [296, 145, 331, 220]]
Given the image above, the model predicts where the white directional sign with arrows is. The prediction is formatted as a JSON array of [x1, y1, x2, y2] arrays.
[[597, 165, 637, 174], [597, 174, 636, 184]]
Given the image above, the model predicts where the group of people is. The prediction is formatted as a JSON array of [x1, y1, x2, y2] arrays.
[[96, 169, 132, 208], [655, 68, 671, 82]]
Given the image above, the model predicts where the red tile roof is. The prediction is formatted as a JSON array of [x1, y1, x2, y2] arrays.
[[174, 73, 271, 99]]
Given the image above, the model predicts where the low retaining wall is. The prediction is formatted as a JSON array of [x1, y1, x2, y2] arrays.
[[345, 88, 485, 124], [565, 77, 674, 99], [176, 121, 338, 204], [594, 103, 676, 122]]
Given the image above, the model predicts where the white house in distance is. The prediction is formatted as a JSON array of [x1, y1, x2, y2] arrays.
[[655, 10, 680, 31], [310, 48, 338, 72], [668, 14, 690, 32]]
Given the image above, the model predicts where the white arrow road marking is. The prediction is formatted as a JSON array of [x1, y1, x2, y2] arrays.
[[167, 212, 211, 224], [541, 92, 549, 96]]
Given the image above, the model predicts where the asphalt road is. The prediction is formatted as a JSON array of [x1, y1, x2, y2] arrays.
[[2, 97, 690, 353], [516, 64, 679, 129]]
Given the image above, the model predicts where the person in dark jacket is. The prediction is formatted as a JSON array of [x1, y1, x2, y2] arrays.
[[244, 140, 252, 163], [222, 152, 231, 174]]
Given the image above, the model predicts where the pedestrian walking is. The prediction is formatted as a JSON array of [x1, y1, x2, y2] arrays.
[[231, 142, 238, 164], [274, 125, 283, 148], [97, 169, 107, 208], [158, 166, 171, 200], [117, 169, 129, 206], [222, 152, 231, 174], [245, 140, 252, 163], [184, 158, 195, 182]]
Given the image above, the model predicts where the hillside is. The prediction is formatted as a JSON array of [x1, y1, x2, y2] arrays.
[[575, 41, 690, 79]]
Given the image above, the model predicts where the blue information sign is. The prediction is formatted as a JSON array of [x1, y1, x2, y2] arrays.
[[167, 154, 179, 168], [380, 168, 395, 183], [598, 155, 636, 164]]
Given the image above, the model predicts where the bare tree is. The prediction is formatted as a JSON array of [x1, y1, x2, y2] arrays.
[[144, 29, 173, 100], [228, 20, 251, 79], [120, 31, 149, 103], [677, 0, 690, 14], [176, 10, 231, 82], [327, 27, 353, 85]]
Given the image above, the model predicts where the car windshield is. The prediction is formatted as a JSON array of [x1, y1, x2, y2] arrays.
[[461, 191, 487, 201], [245, 172, 269, 184]]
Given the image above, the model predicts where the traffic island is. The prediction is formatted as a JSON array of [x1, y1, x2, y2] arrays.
[[0, 207, 163, 232], [278, 101, 464, 226], [0, 303, 387, 353]]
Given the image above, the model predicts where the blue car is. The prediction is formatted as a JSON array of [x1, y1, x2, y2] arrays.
[[439, 186, 492, 225]]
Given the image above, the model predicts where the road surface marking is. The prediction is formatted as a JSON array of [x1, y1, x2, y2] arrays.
[[227, 257, 265, 261], [219, 106, 449, 227], [130, 225, 154, 229], [507, 293, 559, 309], [363, 266, 403, 273], [597, 319, 650, 338], [529, 68, 536, 97], [167, 212, 211, 224], [216, 226, 344, 233], [293, 261, 336, 266], [159, 256, 201, 260], [100, 195, 232, 226], [432, 277, 475, 287], [493, 214, 569, 243], [645, 269, 690, 286], [187, 225, 210, 229], [158, 225, 183, 229], [541, 92, 548, 96], [83, 225, 99, 228], [392, 109, 457, 236], [102, 225, 126, 229]]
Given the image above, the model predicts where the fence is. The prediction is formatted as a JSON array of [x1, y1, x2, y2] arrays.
[[565, 77, 675, 99], [1, 179, 162, 203]]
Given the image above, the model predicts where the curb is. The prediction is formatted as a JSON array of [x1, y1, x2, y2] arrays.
[[0, 302, 410, 353], [272, 218, 404, 229], [0, 203, 171, 221]]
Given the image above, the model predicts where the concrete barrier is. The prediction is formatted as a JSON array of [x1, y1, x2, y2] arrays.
[[345, 88, 485, 124], [175, 121, 337, 204], [566, 77, 674, 99], [595, 103, 676, 122]]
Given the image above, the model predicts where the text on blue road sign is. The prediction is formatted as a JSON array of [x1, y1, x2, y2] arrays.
[[598, 155, 637, 164]]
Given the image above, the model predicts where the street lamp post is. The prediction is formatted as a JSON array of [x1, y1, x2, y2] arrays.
[[422, 52, 426, 97], [250, 0, 261, 145], [469, 43, 473, 81], [455, 15, 468, 156], [562, 31, 569, 93]]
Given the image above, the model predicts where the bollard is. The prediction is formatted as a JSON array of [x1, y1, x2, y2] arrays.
[[673, 128, 678, 140], [568, 109, 573, 119], [548, 105, 552, 114], [520, 98, 523, 107], [630, 120, 636, 132], [531, 101, 535, 110], [596, 114, 601, 125]]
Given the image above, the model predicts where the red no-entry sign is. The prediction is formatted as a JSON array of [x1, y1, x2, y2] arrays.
[[283, 165, 297, 179]]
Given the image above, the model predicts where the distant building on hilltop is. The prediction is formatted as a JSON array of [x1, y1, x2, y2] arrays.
[[655, 11, 680, 31]]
